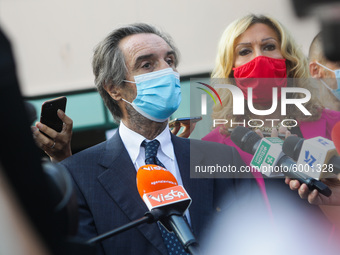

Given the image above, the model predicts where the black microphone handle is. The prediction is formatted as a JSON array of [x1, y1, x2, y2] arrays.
[[168, 214, 199, 255], [86, 215, 151, 244], [86, 209, 200, 255], [252, 140, 261, 155], [277, 155, 332, 197], [329, 156, 340, 174], [86, 210, 163, 244]]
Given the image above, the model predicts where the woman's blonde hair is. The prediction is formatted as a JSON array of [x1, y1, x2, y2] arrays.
[[211, 14, 322, 129]]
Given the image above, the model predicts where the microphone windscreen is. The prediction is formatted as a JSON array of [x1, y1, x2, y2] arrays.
[[282, 136, 303, 161], [230, 126, 261, 154], [136, 164, 178, 198], [230, 126, 250, 148], [331, 121, 340, 154]]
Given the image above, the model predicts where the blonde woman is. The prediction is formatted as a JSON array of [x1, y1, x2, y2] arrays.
[[202, 14, 340, 166], [202, 14, 340, 221]]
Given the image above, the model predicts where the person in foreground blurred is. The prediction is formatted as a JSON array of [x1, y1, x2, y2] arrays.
[[309, 32, 340, 111], [59, 23, 252, 255], [201, 182, 339, 255]]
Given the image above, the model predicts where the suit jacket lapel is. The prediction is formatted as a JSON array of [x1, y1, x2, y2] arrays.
[[97, 131, 166, 254]]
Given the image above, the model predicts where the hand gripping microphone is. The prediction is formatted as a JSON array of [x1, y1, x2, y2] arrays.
[[230, 126, 332, 197], [282, 135, 340, 179], [136, 164, 199, 255]]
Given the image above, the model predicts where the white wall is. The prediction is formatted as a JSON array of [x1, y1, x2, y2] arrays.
[[0, 0, 319, 96]]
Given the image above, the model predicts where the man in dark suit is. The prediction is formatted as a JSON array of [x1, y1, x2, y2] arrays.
[[60, 23, 252, 255]]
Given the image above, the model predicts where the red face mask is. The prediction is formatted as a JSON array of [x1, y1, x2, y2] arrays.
[[232, 56, 287, 105]]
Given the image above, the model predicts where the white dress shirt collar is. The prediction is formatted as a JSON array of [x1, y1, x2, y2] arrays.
[[119, 121, 174, 166]]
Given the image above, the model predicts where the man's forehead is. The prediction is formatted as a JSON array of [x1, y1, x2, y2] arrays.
[[119, 33, 172, 62]]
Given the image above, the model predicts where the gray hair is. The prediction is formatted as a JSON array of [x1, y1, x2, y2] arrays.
[[92, 23, 179, 122], [308, 32, 324, 63]]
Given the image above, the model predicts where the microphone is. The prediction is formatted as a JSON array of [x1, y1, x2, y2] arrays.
[[331, 121, 340, 154], [87, 164, 176, 244], [230, 126, 331, 197], [137, 164, 199, 255], [282, 136, 340, 179], [87, 165, 196, 247], [136, 164, 178, 197], [230, 125, 262, 155]]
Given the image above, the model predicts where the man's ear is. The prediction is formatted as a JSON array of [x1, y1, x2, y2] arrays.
[[309, 61, 322, 78], [104, 84, 122, 101]]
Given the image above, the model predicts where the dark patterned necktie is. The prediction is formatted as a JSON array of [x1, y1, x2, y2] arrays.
[[141, 140, 189, 255]]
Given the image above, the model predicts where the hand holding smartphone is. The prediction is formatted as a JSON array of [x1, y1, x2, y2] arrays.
[[169, 116, 202, 138], [168, 116, 202, 128], [35, 96, 73, 162], [40, 96, 67, 134]]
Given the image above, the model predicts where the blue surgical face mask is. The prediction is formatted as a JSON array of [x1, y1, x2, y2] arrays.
[[122, 68, 181, 122], [316, 61, 340, 100]]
